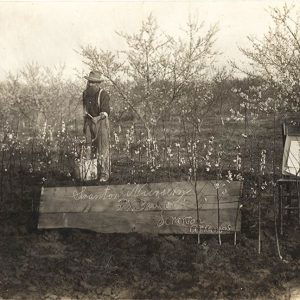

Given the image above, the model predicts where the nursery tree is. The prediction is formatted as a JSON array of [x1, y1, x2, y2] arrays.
[[233, 4, 299, 259], [238, 4, 300, 112], [80, 15, 218, 139]]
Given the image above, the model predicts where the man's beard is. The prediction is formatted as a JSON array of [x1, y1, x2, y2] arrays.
[[85, 84, 100, 97]]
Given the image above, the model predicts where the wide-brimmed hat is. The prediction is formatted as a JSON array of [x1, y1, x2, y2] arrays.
[[84, 71, 103, 83]]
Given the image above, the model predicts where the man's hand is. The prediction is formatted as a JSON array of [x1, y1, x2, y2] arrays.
[[92, 112, 108, 123], [99, 112, 108, 119]]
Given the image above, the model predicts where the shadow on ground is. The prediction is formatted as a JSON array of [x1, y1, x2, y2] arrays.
[[0, 227, 299, 299]]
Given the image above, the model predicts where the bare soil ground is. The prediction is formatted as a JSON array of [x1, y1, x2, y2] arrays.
[[0, 227, 299, 299], [0, 173, 299, 300]]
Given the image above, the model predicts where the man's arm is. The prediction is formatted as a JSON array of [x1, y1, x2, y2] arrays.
[[83, 92, 88, 134], [99, 90, 110, 118]]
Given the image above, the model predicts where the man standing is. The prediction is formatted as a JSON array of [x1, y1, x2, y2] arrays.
[[83, 71, 111, 182]]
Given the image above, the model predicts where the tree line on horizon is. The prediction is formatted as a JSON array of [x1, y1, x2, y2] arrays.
[[0, 4, 299, 136]]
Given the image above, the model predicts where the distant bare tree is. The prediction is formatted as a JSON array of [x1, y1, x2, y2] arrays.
[[0, 63, 83, 129]]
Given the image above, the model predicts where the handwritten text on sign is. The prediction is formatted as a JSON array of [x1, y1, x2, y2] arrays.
[[73, 185, 192, 200], [39, 181, 241, 234]]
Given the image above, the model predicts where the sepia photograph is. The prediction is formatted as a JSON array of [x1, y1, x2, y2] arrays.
[[0, 0, 299, 299]]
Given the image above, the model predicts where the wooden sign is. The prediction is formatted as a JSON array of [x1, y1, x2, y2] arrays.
[[38, 181, 242, 234]]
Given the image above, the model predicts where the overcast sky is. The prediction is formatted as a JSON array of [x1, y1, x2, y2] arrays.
[[0, 0, 297, 80]]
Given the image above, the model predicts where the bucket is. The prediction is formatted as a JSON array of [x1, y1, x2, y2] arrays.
[[74, 145, 98, 181]]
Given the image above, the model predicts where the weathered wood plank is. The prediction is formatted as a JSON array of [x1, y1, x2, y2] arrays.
[[38, 181, 242, 234], [40, 195, 239, 213], [41, 181, 240, 200], [38, 209, 241, 234], [40, 181, 241, 213]]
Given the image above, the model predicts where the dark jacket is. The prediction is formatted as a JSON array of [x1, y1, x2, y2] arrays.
[[83, 87, 110, 117]]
